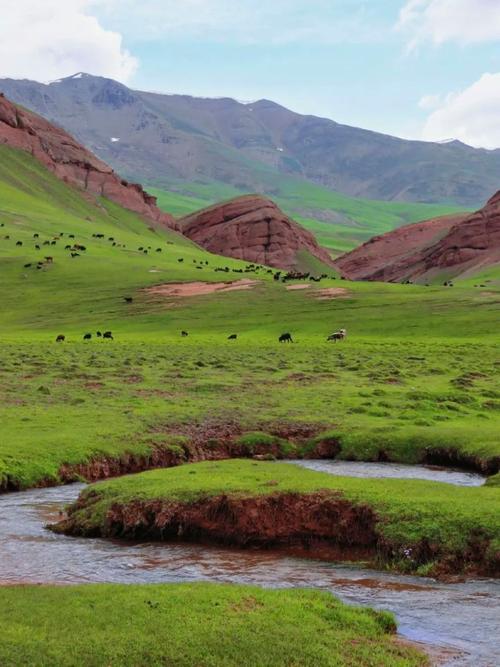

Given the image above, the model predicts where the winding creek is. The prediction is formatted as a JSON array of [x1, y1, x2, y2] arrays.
[[0, 462, 498, 666]]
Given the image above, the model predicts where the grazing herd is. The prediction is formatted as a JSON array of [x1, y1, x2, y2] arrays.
[[55, 328, 347, 344], [56, 330, 113, 343]]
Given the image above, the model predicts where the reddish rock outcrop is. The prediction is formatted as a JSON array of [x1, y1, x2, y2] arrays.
[[0, 93, 176, 229], [180, 195, 335, 270], [335, 194, 500, 282]]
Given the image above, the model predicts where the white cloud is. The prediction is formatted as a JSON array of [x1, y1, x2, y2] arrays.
[[422, 72, 500, 148], [398, 0, 500, 49], [418, 93, 442, 110], [0, 0, 137, 83]]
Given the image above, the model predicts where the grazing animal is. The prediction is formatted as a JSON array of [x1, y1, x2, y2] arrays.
[[96, 331, 102, 337], [65, 245, 71, 250], [83, 333, 92, 341], [227, 334, 237, 340], [56, 334, 65, 342], [50, 240, 56, 246], [279, 333, 293, 343], [33, 233, 39, 238], [71, 252, 80, 257], [156, 248, 162, 252], [327, 328, 347, 342], [16, 241, 23, 246], [35, 245, 40, 250], [103, 331, 113, 340], [124, 297, 133, 303], [178, 258, 184, 263], [44, 256, 53, 263], [24, 263, 32, 268], [68, 234, 75, 239], [181, 331, 189, 337]]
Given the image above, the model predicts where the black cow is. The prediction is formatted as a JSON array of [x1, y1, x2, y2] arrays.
[[96, 331, 102, 337], [124, 297, 133, 303], [83, 333, 92, 341], [103, 331, 113, 340], [227, 334, 237, 340], [181, 331, 189, 337], [16, 241, 23, 246], [56, 334, 65, 342], [35, 245, 40, 250], [24, 263, 32, 268], [279, 333, 293, 343], [33, 233, 39, 238]]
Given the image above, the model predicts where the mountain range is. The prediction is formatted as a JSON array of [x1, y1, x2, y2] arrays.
[[1, 72, 499, 208]]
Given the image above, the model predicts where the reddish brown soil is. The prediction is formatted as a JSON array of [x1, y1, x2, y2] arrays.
[[0, 93, 176, 229], [144, 279, 259, 298], [57, 491, 379, 550], [180, 195, 335, 270], [53, 489, 498, 577], [335, 196, 500, 281], [314, 287, 350, 299]]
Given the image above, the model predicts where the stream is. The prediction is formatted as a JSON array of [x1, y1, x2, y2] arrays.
[[0, 462, 497, 666]]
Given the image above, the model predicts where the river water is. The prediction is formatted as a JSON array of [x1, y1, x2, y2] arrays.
[[0, 463, 497, 666]]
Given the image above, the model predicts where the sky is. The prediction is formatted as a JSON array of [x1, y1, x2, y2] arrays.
[[1, 0, 500, 147]]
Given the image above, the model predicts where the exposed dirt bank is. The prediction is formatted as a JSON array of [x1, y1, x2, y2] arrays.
[[423, 448, 499, 476], [0, 421, 336, 494], [144, 279, 259, 298], [1, 417, 496, 494], [53, 490, 498, 577]]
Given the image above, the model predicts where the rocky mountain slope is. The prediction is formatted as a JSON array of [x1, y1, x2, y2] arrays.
[[335, 195, 500, 282], [1, 73, 499, 206], [181, 195, 335, 270], [0, 92, 176, 229]]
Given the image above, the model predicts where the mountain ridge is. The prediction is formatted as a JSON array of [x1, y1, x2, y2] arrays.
[[0, 72, 498, 207]]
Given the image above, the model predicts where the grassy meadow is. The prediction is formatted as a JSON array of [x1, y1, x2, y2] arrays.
[[0, 138, 498, 664], [0, 583, 426, 667], [0, 144, 499, 491]]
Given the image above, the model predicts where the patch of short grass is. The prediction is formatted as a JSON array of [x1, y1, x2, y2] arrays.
[[0, 583, 426, 667]]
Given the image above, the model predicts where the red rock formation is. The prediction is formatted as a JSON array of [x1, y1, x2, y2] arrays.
[[0, 93, 176, 229], [180, 195, 334, 270], [335, 197, 500, 282]]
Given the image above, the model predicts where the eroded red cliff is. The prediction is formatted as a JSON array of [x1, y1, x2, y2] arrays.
[[0, 93, 176, 229], [335, 197, 500, 282], [180, 195, 334, 270]]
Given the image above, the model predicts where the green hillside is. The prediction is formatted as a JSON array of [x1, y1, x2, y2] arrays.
[[149, 176, 463, 256], [0, 143, 498, 494]]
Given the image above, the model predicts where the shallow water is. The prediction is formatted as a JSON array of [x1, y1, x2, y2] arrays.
[[0, 483, 498, 666], [288, 459, 486, 486]]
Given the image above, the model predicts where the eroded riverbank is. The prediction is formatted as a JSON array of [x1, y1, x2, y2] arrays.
[[0, 483, 498, 665]]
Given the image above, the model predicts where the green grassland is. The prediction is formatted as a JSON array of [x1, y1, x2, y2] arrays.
[[59, 459, 500, 575], [0, 583, 425, 667], [150, 176, 464, 256], [0, 144, 499, 491]]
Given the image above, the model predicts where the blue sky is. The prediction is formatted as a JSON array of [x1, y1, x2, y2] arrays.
[[2, 1, 500, 147]]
